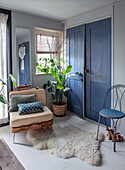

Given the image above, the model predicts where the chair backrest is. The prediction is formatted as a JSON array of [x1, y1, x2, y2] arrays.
[[102, 84, 125, 112], [9, 88, 47, 106]]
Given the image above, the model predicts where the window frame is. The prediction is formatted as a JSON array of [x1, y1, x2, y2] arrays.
[[35, 27, 63, 75]]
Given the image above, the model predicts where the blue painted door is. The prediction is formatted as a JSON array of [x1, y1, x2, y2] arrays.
[[66, 25, 84, 117], [19, 41, 30, 85], [86, 18, 111, 126]]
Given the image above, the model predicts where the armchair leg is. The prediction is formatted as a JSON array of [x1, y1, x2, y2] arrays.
[[12, 133, 32, 146], [13, 133, 15, 144], [96, 114, 101, 140]]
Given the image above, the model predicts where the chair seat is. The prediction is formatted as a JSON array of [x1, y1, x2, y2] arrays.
[[10, 106, 53, 128], [100, 109, 124, 119]]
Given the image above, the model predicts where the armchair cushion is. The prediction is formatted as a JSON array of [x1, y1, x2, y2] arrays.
[[10, 106, 53, 128], [18, 101, 44, 115], [9, 94, 36, 112]]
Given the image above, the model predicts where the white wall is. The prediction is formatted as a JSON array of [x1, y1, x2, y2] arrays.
[[113, 0, 125, 135], [12, 11, 64, 108], [17, 35, 29, 45], [65, 5, 113, 28], [65, 1, 125, 135]]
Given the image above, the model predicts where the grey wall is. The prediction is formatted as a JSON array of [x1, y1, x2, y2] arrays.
[[12, 11, 64, 108]]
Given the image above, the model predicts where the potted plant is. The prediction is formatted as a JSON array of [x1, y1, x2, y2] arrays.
[[44, 64, 72, 116], [36, 58, 80, 116], [0, 74, 17, 105]]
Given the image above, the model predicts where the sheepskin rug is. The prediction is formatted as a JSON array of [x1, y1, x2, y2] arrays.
[[26, 124, 104, 166]]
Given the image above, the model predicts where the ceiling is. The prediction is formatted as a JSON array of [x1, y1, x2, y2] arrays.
[[0, 0, 121, 21]]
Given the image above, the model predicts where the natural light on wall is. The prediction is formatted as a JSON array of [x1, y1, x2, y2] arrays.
[[35, 27, 64, 74], [0, 13, 8, 123]]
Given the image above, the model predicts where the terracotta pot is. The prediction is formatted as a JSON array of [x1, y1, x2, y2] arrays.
[[52, 102, 67, 116]]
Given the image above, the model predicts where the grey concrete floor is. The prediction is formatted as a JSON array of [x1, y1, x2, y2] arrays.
[[0, 111, 125, 170]]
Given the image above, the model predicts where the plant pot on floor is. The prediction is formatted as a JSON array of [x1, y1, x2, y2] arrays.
[[52, 102, 67, 116]]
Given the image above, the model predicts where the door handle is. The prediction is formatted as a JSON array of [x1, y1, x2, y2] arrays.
[[84, 68, 90, 74]]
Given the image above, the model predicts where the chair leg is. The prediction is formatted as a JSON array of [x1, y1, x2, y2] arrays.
[[112, 119, 119, 152], [13, 133, 15, 144], [104, 117, 109, 130], [12, 133, 32, 146], [96, 114, 101, 140]]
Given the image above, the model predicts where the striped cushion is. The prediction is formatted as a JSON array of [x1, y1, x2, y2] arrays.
[[18, 101, 44, 115]]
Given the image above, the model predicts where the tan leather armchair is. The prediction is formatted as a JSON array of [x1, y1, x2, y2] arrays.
[[9, 88, 53, 144]]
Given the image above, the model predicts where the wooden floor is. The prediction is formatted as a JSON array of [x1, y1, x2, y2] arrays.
[[0, 111, 125, 170]]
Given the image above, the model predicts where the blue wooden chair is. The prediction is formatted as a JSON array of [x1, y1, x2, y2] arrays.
[[96, 84, 125, 152]]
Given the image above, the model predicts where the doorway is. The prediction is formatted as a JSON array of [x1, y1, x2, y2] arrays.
[[66, 25, 84, 117], [67, 18, 111, 126], [85, 18, 111, 126]]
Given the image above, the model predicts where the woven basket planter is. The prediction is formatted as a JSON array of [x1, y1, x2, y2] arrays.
[[52, 103, 67, 116]]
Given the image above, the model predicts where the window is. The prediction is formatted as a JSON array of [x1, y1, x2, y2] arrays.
[[36, 35, 57, 53], [35, 27, 63, 74], [0, 9, 12, 125]]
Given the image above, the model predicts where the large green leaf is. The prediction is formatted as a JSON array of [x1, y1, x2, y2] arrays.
[[43, 83, 47, 89], [50, 68, 58, 77], [0, 94, 9, 105], [56, 78, 63, 90], [9, 74, 17, 87], [62, 65, 72, 76], [63, 87, 71, 93], [43, 81, 53, 92], [59, 74, 63, 81], [63, 87, 72, 97], [52, 93, 56, 100], [55, 89, 63, 104]]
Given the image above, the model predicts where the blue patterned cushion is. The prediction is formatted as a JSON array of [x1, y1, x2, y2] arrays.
[[18, 101, 44, 115]]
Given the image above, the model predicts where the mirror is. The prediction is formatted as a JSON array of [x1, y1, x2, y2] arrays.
[[16, 27, 31, 86]]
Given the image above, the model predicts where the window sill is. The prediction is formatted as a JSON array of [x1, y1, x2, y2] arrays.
[[35, 72, 51, 76]]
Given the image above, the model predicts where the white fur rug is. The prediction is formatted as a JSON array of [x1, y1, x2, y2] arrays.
[[26, 124, 104, 166]]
